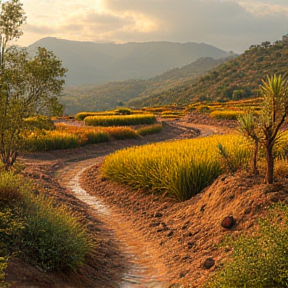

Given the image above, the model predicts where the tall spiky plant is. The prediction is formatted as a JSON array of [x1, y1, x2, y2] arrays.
[[237, 75, 288, 183], [259, 74, 288, 183]]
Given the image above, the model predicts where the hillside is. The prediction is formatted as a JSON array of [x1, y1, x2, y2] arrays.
[[128, 41, 288, 108], [28, 37, 227, 86], [62, 57, 226, 115]]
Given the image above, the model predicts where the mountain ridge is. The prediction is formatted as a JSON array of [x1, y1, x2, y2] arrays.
[[62, 56, 227, 114], [28, 37, 228, 86]]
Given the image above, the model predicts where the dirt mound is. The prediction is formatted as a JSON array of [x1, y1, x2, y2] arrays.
[[82, 165, 288, 287]]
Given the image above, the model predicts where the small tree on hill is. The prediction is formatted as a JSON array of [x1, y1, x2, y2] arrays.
[[0, 0, 67, 169], [238, 74, 288, 184], [259, 74, 288, 183]]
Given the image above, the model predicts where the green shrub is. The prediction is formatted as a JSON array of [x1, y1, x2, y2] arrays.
[[22, 194, 93, 272], [74, 112, 100, 121], [205, 204, 288, 288], [0, 206, 24, 256], [0, 171, 24, 203], [114, 107, 132, 115], [0, 171, 93, 273], [232, 89, 246, 101], [136, 124, 163, 136], [0, 257, 9, 288]]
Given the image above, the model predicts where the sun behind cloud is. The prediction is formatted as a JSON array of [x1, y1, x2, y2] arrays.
[[13, 0, 288, 52]]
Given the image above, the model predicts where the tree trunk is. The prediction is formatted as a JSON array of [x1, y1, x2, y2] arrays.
[[1, 149, 17, 171], [265, 144, 274, 184], [253, 140, 259, 175]]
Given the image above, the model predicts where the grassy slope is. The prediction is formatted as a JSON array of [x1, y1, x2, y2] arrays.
[[129, 42, 288, 108], [61, 57, 226, 115]]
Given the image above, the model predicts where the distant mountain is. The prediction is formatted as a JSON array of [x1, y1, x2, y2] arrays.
[[28, 37, 228, 86], [128, 41, 288, 108], [61, 57, 227, 115]]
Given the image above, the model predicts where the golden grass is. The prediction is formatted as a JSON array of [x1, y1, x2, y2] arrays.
[[210, 110, 245, 120], [84, 114, 157, 126], [101, 134, 251, 201]]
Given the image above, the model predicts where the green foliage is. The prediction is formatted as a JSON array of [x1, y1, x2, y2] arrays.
[[0, 257, 9, 288], [0, 0, 26, 46], [114, 107, 132, 115], [232, 89, 246, 100], [101, 135, 250, 201], [0, 170, 24, 203], [0, 171, 93, 273], [84, 114, 157, 127], [0, 206, 24, 256], [136, 123, 163, 136], [22, 194, 93, 272], [205, 204, 288, 288], [0, 1, 67, 169]]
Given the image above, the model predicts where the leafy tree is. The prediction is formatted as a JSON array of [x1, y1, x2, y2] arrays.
[[0, 0, 67, 169]]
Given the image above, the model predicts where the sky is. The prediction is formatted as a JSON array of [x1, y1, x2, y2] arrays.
[[10, 0, 288, 53]]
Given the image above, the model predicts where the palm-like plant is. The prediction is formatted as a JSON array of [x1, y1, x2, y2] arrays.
[[260, 74, 288, 183]]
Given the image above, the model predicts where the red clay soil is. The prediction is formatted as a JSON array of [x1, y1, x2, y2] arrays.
[[5, 112, 288, 288]]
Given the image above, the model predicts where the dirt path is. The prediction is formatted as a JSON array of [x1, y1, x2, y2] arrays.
[[57, 159, 171, 287], [15, 116, 235, 288]]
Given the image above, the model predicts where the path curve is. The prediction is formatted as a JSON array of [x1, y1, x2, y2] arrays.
[[22, 118, 234, 287], [57, 159, 171, 288]]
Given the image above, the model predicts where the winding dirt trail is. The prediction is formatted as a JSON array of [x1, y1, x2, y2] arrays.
[[18, 116, 235, 288], [58, 160, 170, 288]]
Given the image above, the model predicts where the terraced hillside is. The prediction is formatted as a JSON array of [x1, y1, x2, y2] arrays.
[[128, 41, 288, 107]]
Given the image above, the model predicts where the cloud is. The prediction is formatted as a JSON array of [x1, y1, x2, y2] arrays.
[[19, 0, 288, 53], [100, 0, 288, 51]]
